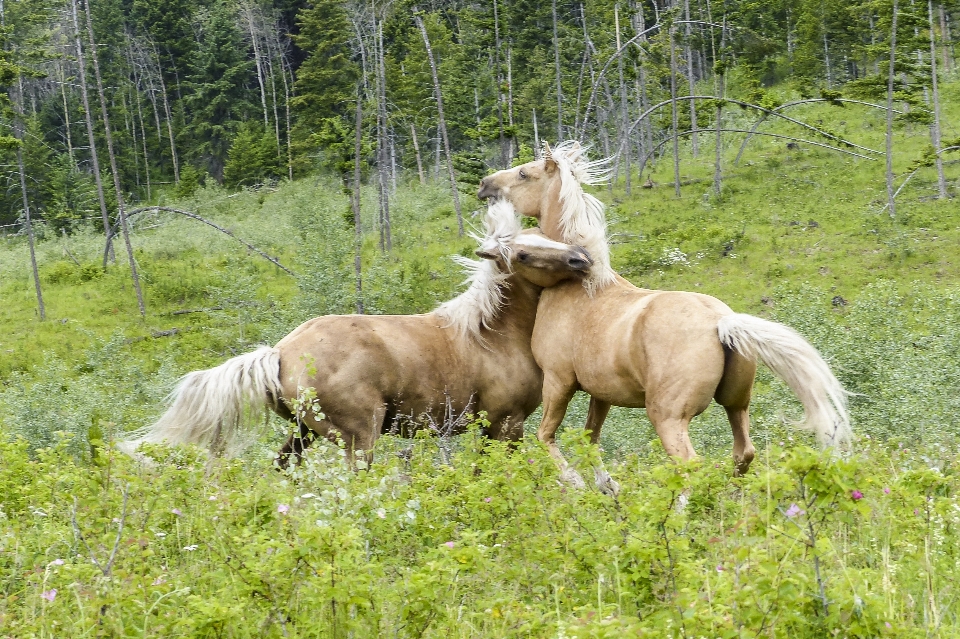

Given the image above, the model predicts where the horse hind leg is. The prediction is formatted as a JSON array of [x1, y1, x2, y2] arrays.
[[585, 397, 620, 497], [715, 347, 758, 476], [725, 407, 756, 476], [536, 374, 584, 489]]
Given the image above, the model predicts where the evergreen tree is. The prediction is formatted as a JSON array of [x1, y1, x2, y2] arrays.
[[180, 2, 255, 181], [291, 0, 360, 178]]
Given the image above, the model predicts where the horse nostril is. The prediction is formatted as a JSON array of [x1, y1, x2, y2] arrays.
[[569, 257, 589, 269]]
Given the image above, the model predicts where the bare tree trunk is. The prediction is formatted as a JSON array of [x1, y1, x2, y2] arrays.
[[493, 0, 507, 167], [507, 45, 515, 159], [929, 0, 948, 198], [886, 0, 899, 218], [616, 4, 631, 194], [552, 0, 563, 141], [59, 61, 75, 168], [153, 42, 180, 184], [130, 61, 152, 200], [533, 108, 540, 152], [279, 42, 294, 180], [685, 0, 698, 157], [670, 26, 681, 197], [375, 20, 391, 251], [84, 0, 146, 316], [411, 122, 426, 184], [71, 0, 113, 263], [939, 3, 952, 72], [415, 11, 463, 236], [13, 95, 45, 320], [823, 29, 832, 87], [242, 2, 270, 130], [353, 88, 364, 314]]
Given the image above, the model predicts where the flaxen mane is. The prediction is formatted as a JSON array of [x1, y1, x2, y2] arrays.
[[434, 200, 521, 341], [546, 141, 617, 293]]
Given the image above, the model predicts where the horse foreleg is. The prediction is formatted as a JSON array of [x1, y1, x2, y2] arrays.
[[645, 405, 699, 463], [585, 397, 619, 497], [536, 376, 584, 489]]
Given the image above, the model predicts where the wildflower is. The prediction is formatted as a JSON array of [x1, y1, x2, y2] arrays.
[[171, 508, 183, 517], [528, 459, 535, 464], [152, 576, 165, 586], [851, 490, 864, 501], [785, 503, 805, 518], [716, 564, 724, 572], [484, 497, 492, 503], [884, 487, 890, 494], [182, 545, 198, 552], [208, 495, 217, 501], [886, 622, 892, 629], [300, 493, 317, 499], [277, 504, 289, 515], [444, 541, 455, 549], [376, 508, 386, 519], [49, 559, 64, 567], [155, 532, 167, 538], [41, 589, 57, 602]]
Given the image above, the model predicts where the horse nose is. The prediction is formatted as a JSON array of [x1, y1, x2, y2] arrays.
[[575, 248, 594, 267], [477, 178, 493, 200], [568, 256, 591, 270]]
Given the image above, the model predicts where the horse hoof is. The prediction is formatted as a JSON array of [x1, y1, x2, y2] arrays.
[[560, 467, 587, 490], [595, 470, 620, 497]]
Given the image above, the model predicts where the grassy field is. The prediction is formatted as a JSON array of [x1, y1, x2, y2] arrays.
[[2, 80, 960, 636]]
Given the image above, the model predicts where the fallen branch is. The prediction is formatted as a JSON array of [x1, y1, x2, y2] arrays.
[[735, 98, 907, 165], [107, 206, 296, 276], [638, 128, 876, 178], [170, 306, 224, 316]]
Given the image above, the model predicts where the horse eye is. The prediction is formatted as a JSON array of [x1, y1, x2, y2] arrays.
[[517, 251, 530, 261], [518, 170, 527, 180]]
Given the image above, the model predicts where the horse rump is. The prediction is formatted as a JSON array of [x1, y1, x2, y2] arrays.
[[717, 313, 851, 448], [117, 346, 282, 458]]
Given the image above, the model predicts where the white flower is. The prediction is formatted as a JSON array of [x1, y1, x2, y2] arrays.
[[376, 508, 386, 519], [182, 545, 198, 552], [155, 532, 167, 538]]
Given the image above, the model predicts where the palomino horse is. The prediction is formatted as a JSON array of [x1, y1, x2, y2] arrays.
[[119, 201, 594, 465], [478, 141, 851, 492]]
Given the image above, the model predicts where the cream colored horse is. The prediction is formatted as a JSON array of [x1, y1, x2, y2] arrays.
[[119, 201, 594, 465], [479, 142, 851, 491]]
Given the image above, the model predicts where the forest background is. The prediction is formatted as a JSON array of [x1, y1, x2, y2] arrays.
[[4, 0, 960, 635]]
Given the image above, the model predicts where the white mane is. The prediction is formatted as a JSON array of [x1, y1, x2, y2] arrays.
[[434, 200, 521, 342], [547, 141, 617, 293]]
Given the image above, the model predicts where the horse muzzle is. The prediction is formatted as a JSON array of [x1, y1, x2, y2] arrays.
[[477, 178, 499, 201]]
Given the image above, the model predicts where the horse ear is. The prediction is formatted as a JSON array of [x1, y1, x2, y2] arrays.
[[543, 142, 558, 173], [543, 141, 553, 158], [475, 248, 498, 260]]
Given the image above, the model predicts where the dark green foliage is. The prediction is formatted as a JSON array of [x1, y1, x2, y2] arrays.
[[223, 122, 283, 189], [180, 1, 255, 182]]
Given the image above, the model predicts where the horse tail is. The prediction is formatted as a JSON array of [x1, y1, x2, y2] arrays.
[[717, 313, 851, 448], [118, 346, 282, 458]]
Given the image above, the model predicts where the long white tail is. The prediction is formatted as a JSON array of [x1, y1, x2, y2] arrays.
[[717, 314, 851, 447], [118, 346, 282, 457]]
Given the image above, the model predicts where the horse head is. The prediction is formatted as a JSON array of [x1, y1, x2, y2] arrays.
[[477, 228, 594, 288]]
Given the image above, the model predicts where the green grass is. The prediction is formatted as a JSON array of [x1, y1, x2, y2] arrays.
[[2, 78, 960, 637]]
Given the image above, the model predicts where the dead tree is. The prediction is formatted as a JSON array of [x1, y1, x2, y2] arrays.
[[886, 0, 899, 218], [928, 0, 947, 198], [70, 0, 113, 262], [414, 10, 463, 236], [83, 0, 145, 315]]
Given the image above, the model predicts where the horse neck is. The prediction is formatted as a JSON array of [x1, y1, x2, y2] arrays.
[[538, 177, 566, 242], [484, 272, 542, 343]]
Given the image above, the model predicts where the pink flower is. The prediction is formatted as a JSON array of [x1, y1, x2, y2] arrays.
[[277, 504, 289, 515], [152, 576, 165, 586], [49, 559, 64, 566], [484, 497, 492, 503], [883, 487, 890, 494], [528, 459, 535, 464], [716, 564, 724, 572], [885, 622, 892, 629], [785, 503, 805, 518], [851, 490, 864, 501], [444, 541, 455, 549], [41, 589, 57, 602], [171, 508, 183, 516]]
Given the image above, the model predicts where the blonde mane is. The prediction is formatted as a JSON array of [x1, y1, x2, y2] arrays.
[[547, 141, 617, 293], [434, 200, 521, 342]]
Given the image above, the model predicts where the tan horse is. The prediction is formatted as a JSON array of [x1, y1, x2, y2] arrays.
[[118, 201, 594, 465], [479, 141, 851, 492]]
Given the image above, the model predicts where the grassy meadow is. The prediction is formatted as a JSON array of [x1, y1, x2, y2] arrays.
[[2, 80, 960, 636]]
